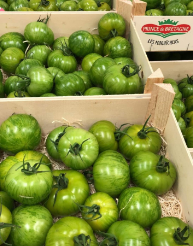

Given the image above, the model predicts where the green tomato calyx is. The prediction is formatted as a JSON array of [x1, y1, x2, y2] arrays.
[[96, 231, 118, 246], [13, 90, 27, 97], [137, 115, 157, 139], [82, 170, 93, 184], [77, 203, 102, 221], [173, 226, 190, 245], [114, 123, 132, 141], [60, 41, 73, 56], [0, 223, 20, 245], [156, 156, 170, 173], [110, 29, 118, 38], [15, 155, 50, 175], [53, 173, 69, 206], [122, 65, 140, 78], [40, 0, 50, 6], [37, 15, 50, 25], [74, 234, 91, 246], [186, 74, 193, 85], [14, 74, 31, 91], [49, 126, 71, 148]]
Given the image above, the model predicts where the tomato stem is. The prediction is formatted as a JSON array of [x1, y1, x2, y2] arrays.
[[173, 226, 190, 245], [96, 231, 118, 246], [76, 203, 102, 221], [13, 90, 27, 98], [40, 0, 50, 6], [74, 234, 91, 246], [60, 41, 73, 56], [37, 15, 50, 25], [0, 223, 20, 246], [137, 115, 157, 139], [82, 170, 93, 184], [49, 126, 71, 149], [156, 156, 170, 174], [121, 65, 140, 78], [187, 74, 193, 85], [53, 173, 69, 206], [110, 29, 118, 38]]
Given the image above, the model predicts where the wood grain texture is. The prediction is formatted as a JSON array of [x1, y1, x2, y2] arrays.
[[132, 0, 146, 16], [144, 68, 164, 93]]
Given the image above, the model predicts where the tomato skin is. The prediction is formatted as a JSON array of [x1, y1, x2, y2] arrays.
[[173, 98, 186, 115], [184, 111, 193, 127], [69, 30, 95, 58], [104, 37, 132, 59], [0, 1, 9, 10], [30, 0, 58, 10], [47, 50, 77, 74], [4, 76, 22, 96], [178, 76, 193, 98], [45, 217, 97, 246], [119, 124, 162, 160], [84, 87, 107, 95], [98, 13, 126, 41], [45, 170, 90, 217], [145, 9, 163, 15], [185, 95, 193, 112], [52, 37, 69, 50], [92, 34, 105, 56], [0, 114, 41, 155], [73, 70, 93, 90], [24, 21, 54, 46], [9, 0, 29, 10], [89, 57, 116, 87], [106, 220, 151, 246], [60, 1, 77, 10], [114, 57, 138, 70], [0, 32, 26, 52], [164, 2, 187, 15], [98, 2, 111, 10], [15, 59, 43, 76], [0, 191, 15, 212], [0, 156, 18, 191], [79, 0, 98, 10], [93, 150, 130, 197], [89, 120, 118, 152], [0, 83, 4, 98], [26, 45, 52, 66], [54, 74, 85, 96], [163, 78, 181, 99], [150, 217, 193, 246], [7, 91, 30, 98], [81, 192, 118, 232], [178, 117, 186, 134], [46, 126, 74, 161], [81, 53, 102, 72], [17, 6, 34, 10], [164, 0, 181, 7], [58, 128, 99, 170], [0, 47, 24, 74], [187, 0, 193, 9], [184, 126, 193, 147], [141, 0, 161, 9], [47, 67, 65, 84], [40, 93, 56, 97], [130, 151, 177, 195], [118, 187, 161, 228], [172, 104, 181, 121], [10, 205, 53, 246], [5, 160, 53, 205], [103, 64, 141, 94], [27, 66, 54, 97], [0, 204, 12, 245]]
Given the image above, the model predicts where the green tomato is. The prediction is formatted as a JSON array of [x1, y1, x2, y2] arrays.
[[81, 192, 118, 232], [93, 150, 130, 197], [0, 204, 12, 245], [0, 191, 15, 212], [178, 75, 193, 98], [73, 70, 93, 90], [4, 76, 22, 96], [89, 57, 116, 87], [104, 37, 132, 59], [0, 32, 26, 52], [130, 151, 177, 195], [118, 187, 161, 228], [46, 126, 74, 161], [178, 117, 186, 134], [30, 0, 58, 10], [187, 0, 193, 9], [119, 120, 162, 160], [164, 0, 181, 7], [24, 20, 54, 46], [98, 13, 126, 41], [184, 126, 193, 147], [175, 91, 182, 99], [92, 34, 105, 55], [163, 78, 180, 99], [114, 57, 138, 70], [141, 0, 161, 9], [0, 83, 4, 98], [54, 74, 85, 96], [40, 93, 56, 97], [69, 30, 95, 58], [60, 0, 77, 9], [7, 0, 14, 5], [0, 156, 18, 191], [164, 2, 187, 15], [185, 94, 193, 112], [0, 47, 3, 56], [45, 170, 90, 217], [145, 9, 164, 15], [81, 53, 102, 72], [151, 217, 193, 245], [0, 70, 2, 84], [79, 0, 98, 10], [17, 6, 34, 10], [0, 47, 24, 74], [187, 9, 193, 14], [98, 2, 111, 10], [181, 0, 191, 5], [105, 220, 150, 246], [103, 64, 141, 94], [26, 66, 54, 97], [47, 67, 65, 85], [45, 217, 97, 246], [9, 0, 29, 10], [172, 104, 181, 121], [58, 128, 99, 170], [52, 37, 69, 50], [5, 160, 53, 205], [15, 59, 43, 76], [10, 205, 53, 246], [26, 45, 52, 66], [0, 1, 9, 10], [94, 0, 111, 7], [184, 111, 193, 126], [0, 114, 41, 155], [47, 50, 77, 74], [84, 87, 107, 95], [173, 98, 186, 115], [7, 91, 30, 98]]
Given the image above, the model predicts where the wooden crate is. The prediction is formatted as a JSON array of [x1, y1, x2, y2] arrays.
[[0, 0, 163, 94], [1, 83, 193, 226], [150, 60, 193, 158], [132, 0, 193, 52]]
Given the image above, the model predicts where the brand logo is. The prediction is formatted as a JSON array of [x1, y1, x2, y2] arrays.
[[141, 19, 191, 38]]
